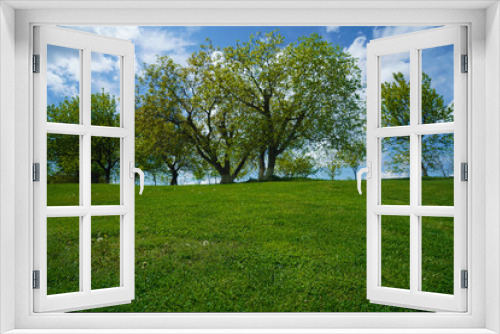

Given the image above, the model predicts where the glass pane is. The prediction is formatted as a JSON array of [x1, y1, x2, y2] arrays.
[[47, 134, 80, 206], [381, 136, 410, 205], [47, 217, 80, 295], [421, 133, 454, 206], [421, 45, 454, 124], [91, 137, 120, 205], [91, 216, 121, 290], [47, 45, 80, 124], [421, 217, 454, 294], [91, 52, 120, 127], [380, 52, 410, 127], [381, 215, 410, 290]]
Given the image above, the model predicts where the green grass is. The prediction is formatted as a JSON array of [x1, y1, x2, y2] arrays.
[[46, 178, 454, 312]]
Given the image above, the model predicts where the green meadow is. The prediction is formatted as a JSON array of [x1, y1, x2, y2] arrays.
[[46, 178, 454, 312]]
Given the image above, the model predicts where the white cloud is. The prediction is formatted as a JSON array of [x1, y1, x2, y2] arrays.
[[136, 28, 195, 66], [71, 26, 141, 41], [326, 26, 340, 33], [372, 26, 435, 39], [47, 70, 79, 98], [47, 47, 80, 98], [69, 26, 197, 70], [345, 31, 412, 86], [380, 52, 410, 83], [346, 35, 368, 83], [210, 50, 225, 65], [91, 52, 119, 73]]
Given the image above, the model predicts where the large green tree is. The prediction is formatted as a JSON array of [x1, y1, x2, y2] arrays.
[[47, 90, 120, 184], [203, 31, 363, 180], [137, 55, 258, 184], [381, 72, 454, 177]]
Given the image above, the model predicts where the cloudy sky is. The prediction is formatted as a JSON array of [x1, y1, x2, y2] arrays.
[[47, 25, 454, 182]]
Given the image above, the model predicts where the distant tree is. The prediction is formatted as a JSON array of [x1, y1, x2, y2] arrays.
[[47, 90, 120, 184], [136, 93, 195, 186], [382, 72, 454, 177], [338, 142, 366, 181], [323, 154, 344, 181], [136, 155, 169, 186], [276, 151, 317, 178]]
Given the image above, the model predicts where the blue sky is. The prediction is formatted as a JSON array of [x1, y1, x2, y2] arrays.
[[48, 25, 454, 183]]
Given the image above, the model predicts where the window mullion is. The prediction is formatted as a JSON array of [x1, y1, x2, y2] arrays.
[[409, 47, 421, 294], [82, 47, 92, 294]]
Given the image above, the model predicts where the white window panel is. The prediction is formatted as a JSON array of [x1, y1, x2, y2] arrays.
[[33, 26, 136, 313], [365, 26, 467, 312]]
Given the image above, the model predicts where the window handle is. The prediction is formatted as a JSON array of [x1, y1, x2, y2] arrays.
[[357, 162, 372, 195], [130, 162, 145, 195]]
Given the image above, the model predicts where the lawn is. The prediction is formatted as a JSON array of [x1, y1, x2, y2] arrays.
[[46, 178, 454, 312]]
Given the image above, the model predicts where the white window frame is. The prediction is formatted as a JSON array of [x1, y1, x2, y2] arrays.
[[1, 1, 499, 333], [33, 26, 136, 313], [366, 26, 467, 312]]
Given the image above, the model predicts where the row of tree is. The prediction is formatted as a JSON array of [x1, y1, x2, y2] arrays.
[[135, 31, 364, 185], [47, 31, 453, 185]]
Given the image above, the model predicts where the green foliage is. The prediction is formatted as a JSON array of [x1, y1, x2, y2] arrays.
[[136, 84, 195, 186], [276, 151, 316, 178], [337, 141, 366, 180], [136, 30, 363, 183], [46, 179, 453, 312], [47, 90, 120, 184], [203, 30, 364, 180], [381, 72, 454, 177], [319, 148, 344, 181], [137, 55, 256, 184]]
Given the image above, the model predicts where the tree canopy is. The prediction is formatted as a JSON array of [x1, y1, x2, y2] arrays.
[[381, 72, 454, 177], [47, 90, 121, 184], [202, 31, 363, 180]]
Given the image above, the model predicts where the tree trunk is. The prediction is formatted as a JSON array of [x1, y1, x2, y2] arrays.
[[170, 169, 179, 186], [104, 169, 111, 184], [220, 174, 234, 184], [91, 172, 100, 184], [422, 162, 428, 177], [264, 150, 278, 180], [258, 150, 266, 181], [352, 167, 357, 181]]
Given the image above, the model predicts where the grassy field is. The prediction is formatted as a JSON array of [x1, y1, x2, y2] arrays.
[[46, 178, 454, 312]]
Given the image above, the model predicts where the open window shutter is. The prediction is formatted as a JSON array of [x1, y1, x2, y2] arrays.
[[365, 26, 467, 312], [33, 26, 135, 312]]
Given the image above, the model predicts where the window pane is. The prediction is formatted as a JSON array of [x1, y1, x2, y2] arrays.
[[381, 136, 410, 205], [421, 45, 454, 124], [91, 52, 120, 127], [421, 217, 454, 294], [47, 217, 80, 295], [91, 216, 121, 290], [47, 134, 80, 206], [421, 133, 454, 206], [380, 52, 410, 127], [47, 45, 80, 125], [381, 215, 410, 290], [91, 137, 120, 205]]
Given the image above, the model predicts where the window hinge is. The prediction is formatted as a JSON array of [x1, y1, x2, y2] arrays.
[[33, 270, 40, 289], [33, 163, 40, 182], [461, 270, 468, 289], [461, 162, 468, 182], [461, 54, 468, 73], [33, 54, 40, 73]]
